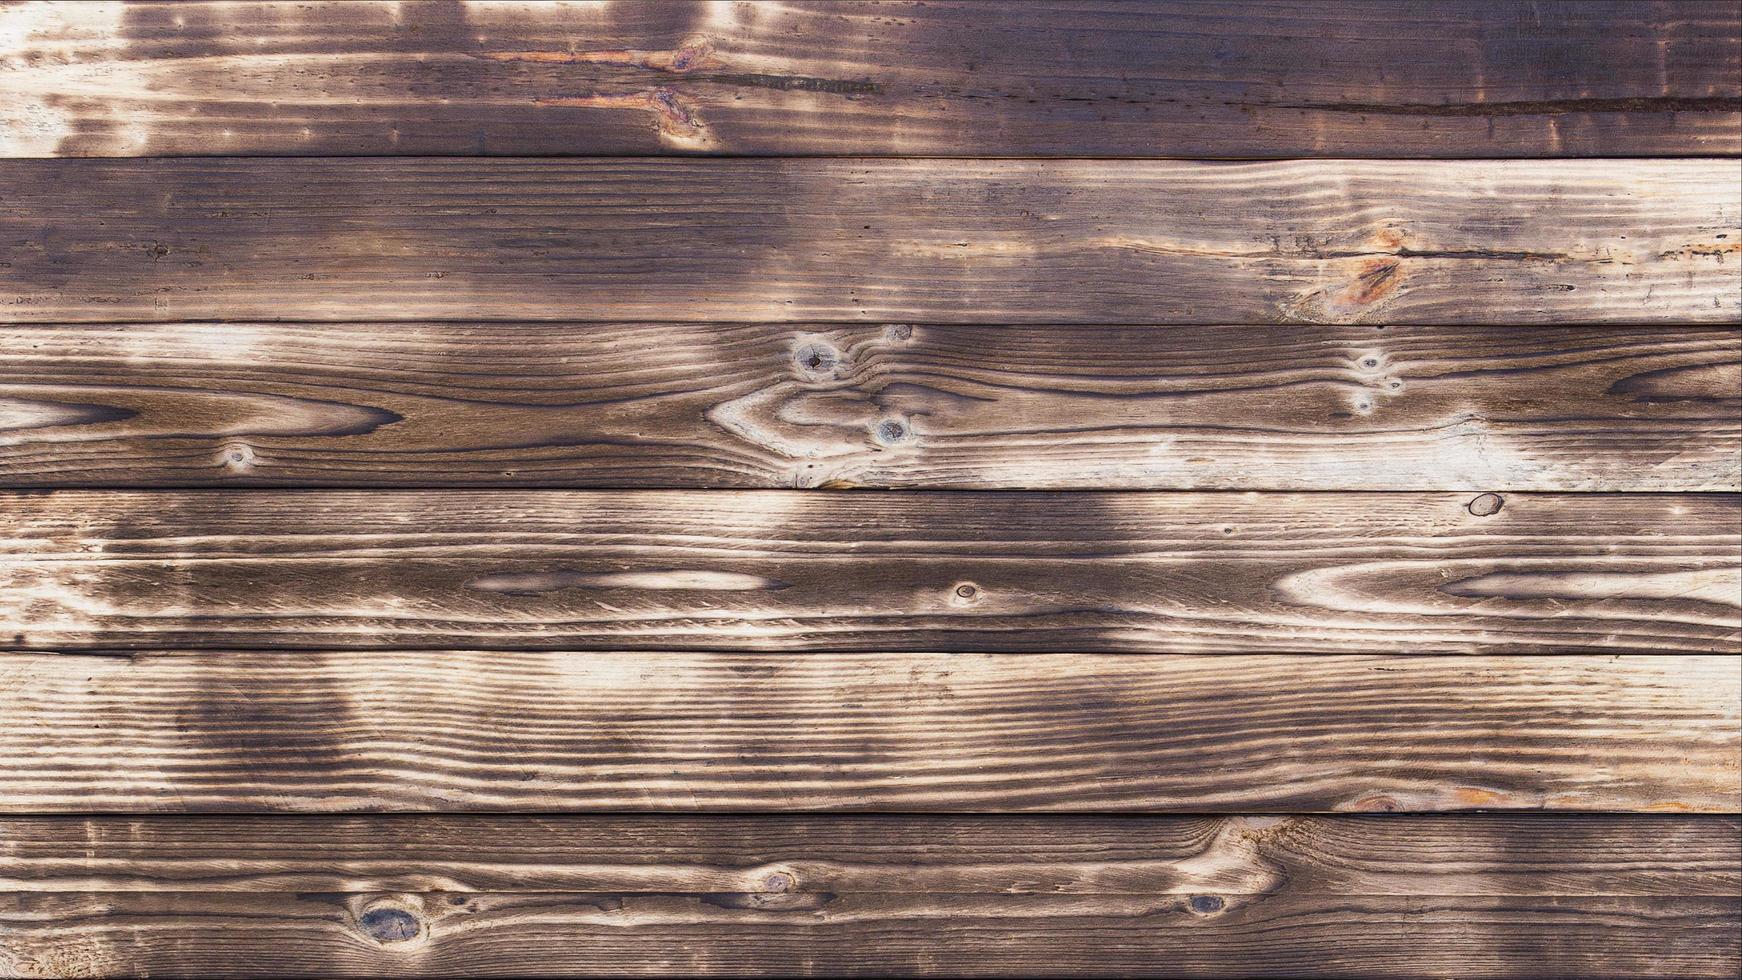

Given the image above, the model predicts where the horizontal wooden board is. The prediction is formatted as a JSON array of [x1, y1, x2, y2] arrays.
[[1, 817, 1737, 978], [2, 322, 1737, 491], [2, 159, 1736, 324], [5, 814, 1737, 894], [1, 891, 1735, 978], [0, 651, 1735, 812], [2, 1, 1736, 159], [3, 490, 1737, 653]]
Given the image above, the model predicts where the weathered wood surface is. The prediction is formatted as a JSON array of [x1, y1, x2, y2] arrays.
[[0, 817, 1736, 978], [2, 322, 1737, 491], [2, 1, 1736, 159], [1, 892, 1735, 978], [5, 814, 1737, 894], [3, 159, 1736, 325], [0, 651, 1735, 812], [3, 490, 1736, 653]]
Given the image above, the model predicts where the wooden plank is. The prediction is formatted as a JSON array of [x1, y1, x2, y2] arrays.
[[0, 651, 1735, 812], [3, 1, 1737, 159], [4, 814, 1737, 894], [0, 891, 1735, 978], [0, 818, 1736, 979], [3, 322, 1737, 491], [2, 159, 1735, 325], [3, 490, 1736, 653]]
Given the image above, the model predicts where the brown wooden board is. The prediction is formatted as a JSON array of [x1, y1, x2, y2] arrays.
[[0, 893, 1734, 978], [3, 159, 1737, 325], [3, 490, 1736, 653], [0, 815, 1737, 977], [2, 2, 1738, 975], [2, 1, 1737, 159], [2, 322, 1737, 491], [0, 651, 1735, 812], [6, 814, 1736, 894]]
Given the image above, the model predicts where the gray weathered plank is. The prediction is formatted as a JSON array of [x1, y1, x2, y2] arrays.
[[2, 322, 1736, 490]]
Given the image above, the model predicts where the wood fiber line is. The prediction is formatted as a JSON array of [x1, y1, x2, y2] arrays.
[[0, 652, 1735, 812], [2, 159, 1736, 324], [4, 814, 1737, 895], [0, 892, 1735, 978], [2, 490, 1736, 653], [1, 322, 1737, 491], [2, 0, 1736, 158]]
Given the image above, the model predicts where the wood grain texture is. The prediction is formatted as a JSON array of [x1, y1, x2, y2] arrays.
[[0, 651, 1735, 812], [2, 159, 1736, 324], [2, 0, 1736, 159], [3, 490, 1736, 653], [1, 817, 1737, 977], [1, 892, 1735, 978], [2, 322, 1737, 491], [5, 814, 1737, 894]]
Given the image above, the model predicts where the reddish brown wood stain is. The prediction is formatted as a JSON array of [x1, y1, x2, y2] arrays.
[[0, 2, 1737, 977]]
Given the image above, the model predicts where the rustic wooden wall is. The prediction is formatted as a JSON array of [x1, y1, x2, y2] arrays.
[[1, 1, 1738, 977]]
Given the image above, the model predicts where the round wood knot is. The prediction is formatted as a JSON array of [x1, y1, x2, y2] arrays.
[[1467, 493, 1504, 517], [1351, 793, 1402, 812], [792, 341, 838, 376], [955, 583, 978, 599], [218, 442, 255, 471], [883, 323, 913, 341], [1188, 895, 1225, 915], [670, 36, 714, 72], [358, 906, 423, 944], [873, 418, 912, 446], [762, 872, 795, 893]]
